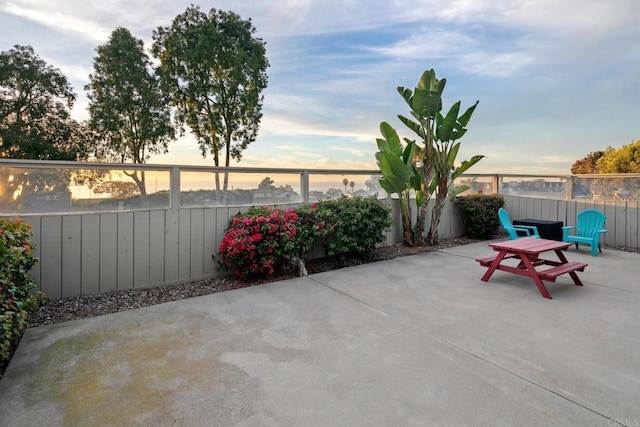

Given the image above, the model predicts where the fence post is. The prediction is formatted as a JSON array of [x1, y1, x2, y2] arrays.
[[493, 175, 500, 195], [300, 170, 310, 204], [565, 176, 574, 200], [170, 167, 181, 209]]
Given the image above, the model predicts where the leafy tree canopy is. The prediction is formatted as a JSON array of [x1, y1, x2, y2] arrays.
[[86, 28, 176, 205], [0, 45, 86, 160], [572, 141, 640, 174], [596, 140, 640, 173], [258, 176, 275, 189], [86, 27, 175, 164], [571, 151, 604, 174], [151, 5, 269, 173]]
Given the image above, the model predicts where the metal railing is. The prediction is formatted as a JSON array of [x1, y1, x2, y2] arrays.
[[3, 159, 640, 299], [3, 159, 640, 216], [0, 159, 382, 215]]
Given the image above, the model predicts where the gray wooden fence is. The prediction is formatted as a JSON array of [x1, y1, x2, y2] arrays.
[[20, 205, 291, 300], [503, 195, 639, 249], [9, 195, 640, 300], [18, 197, 467, 300]]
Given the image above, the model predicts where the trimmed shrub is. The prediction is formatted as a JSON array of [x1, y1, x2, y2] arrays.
[[218, 197, 393, 278], [1, 218, 47, 369], [456, 194, 505, 238], [218, 205, 329, 279], [318, 196, 392, 260]]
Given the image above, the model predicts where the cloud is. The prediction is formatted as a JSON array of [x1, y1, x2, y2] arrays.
[[328, 146, 372, 158], [2, 0, 638, 176], [273, 145, 324, 158], [260, 114, 376, 143], [457, 51, 534, 78], [365, 30, 533, 77], [1, 1, 111, 42]]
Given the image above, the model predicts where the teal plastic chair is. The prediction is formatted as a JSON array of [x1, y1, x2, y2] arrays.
[[498, 208, 540, 240], [562, 209, 607, 256]]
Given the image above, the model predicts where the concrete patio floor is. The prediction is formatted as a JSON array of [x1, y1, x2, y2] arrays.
[[1, 239, 639, 426]]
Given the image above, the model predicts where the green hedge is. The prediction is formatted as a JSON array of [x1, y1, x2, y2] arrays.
[[317, 196, 392, 260], [456, 195, 505, 239], [218, 196, 392, 278], [1, 218, 47, 373]]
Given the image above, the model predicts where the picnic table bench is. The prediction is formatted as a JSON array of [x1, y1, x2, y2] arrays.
[[476, 238, 588, 299]]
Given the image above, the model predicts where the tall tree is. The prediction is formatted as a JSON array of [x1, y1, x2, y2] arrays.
[[571, 151, 604, 174], [0, 45, 83, 160], [596, 141, 640, 173], [0, 45, 89, 211], [258, 176, 275, 189], [86, 28, 175, 205], [152, 5, 269, 200]]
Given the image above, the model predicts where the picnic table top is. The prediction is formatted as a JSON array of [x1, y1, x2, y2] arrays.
[[489, 237, 571, 254]]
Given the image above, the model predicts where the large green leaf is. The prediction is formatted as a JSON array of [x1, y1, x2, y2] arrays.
[[457, 100, 479, 127], [378, 151, 412, 188], [435, 100, 479, 143], [452, 155, 484, 180], [389, 153, 414, 183], [417, 69, 434, 90], [446, 142, 461, 170], [448, 184, 470, 198], [417, 69, 446, 96], [379, 122, 402, 156], [376, 138, 389, 152], [435, 101, 461, 142], [401, 140, 417, 165], [379, 176, 404, 194], [454, 128, 468, 140], [397, 86, 412, 106], [398, 115, 425, 140], [413, 87, 442, 119], [415, 188, 424, 207]]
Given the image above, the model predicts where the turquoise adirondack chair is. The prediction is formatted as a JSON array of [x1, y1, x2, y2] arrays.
[[562, 209, 607, 256], [498, 208, 540, 240]]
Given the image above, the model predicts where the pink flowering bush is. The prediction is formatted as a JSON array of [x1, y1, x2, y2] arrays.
[[218, 206, 329, 279], [218, 197, 392, 279]]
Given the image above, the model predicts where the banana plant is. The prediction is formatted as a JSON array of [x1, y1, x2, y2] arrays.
[[396, 69, 445, 244], [379, 69, 484, 246], [427, 100, 483, 245], [375, 122, 423, 245]]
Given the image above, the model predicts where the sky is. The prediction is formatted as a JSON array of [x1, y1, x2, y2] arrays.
[[1, 0, 639, 175]]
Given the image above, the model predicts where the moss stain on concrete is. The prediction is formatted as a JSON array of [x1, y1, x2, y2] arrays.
[[26, 319, 258, 425]]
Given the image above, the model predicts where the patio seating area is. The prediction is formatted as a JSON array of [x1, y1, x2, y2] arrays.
[[1, 239, 639, 426]]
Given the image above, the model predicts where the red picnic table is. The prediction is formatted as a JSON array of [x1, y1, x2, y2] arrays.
[[476, 238, 588, 299]]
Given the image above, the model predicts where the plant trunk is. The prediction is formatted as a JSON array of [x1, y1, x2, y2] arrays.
[[400, 193, 414, 246], [126, 170, 148, 208], [221, 132, 232, 205], [417, 127, 436, 245], [427, 177, 449, 245]]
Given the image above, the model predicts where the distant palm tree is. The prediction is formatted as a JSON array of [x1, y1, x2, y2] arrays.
[[342, 178, 349, 193], [349, 181, 355, 193]]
